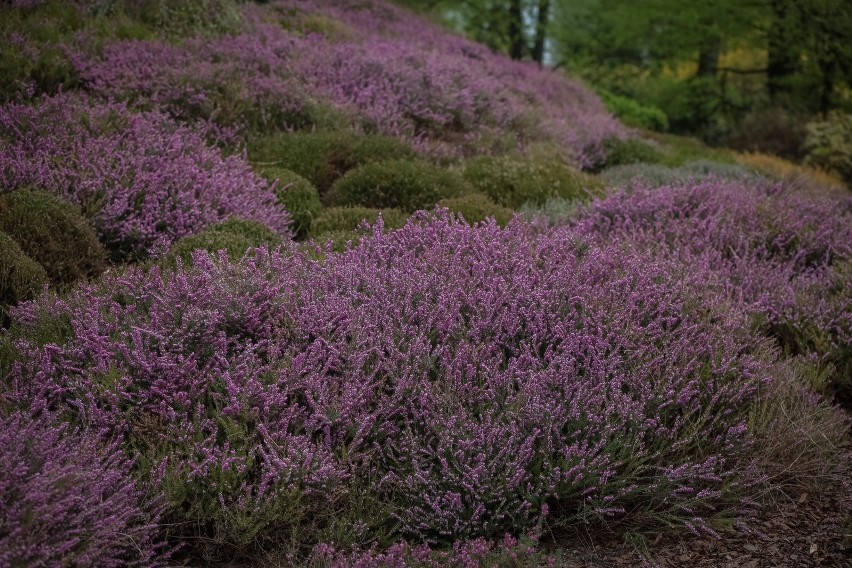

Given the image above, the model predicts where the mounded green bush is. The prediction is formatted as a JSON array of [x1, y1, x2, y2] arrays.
[[436, 193, 514, 226], [311, 206, 409, 236], [598, 89, 669, 132], [0, 232, 48, 321], [258, 167, 322, 239], [594, 137, 666, 172], [462, 155, 602, 209], [600, 160, 759, 189], [804, 111, 852, 185], [249, 131, 417, 196], [308, 230, 363, 254], [328, 160, 469, 212], [0, 190, 107, 289], [164, 218, 283, 267]]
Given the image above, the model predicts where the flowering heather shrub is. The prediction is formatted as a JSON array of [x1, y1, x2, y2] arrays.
[[0, 411, 165, 567], [311, 206, 409, 235], [436, 194, 514, 226], [72, 0, 623, 163], [257, 167, 322, 238], [599, 161, 760, 189], [249, 131, 418, 196], [462, 154, 602, 209], [0, 232, 47, 320], [5, 213, 776, 556], [573, 179, 852, 402], [0, 94, 290, 258], [0, 190, 107, 288], [329, 159, 469, 211]]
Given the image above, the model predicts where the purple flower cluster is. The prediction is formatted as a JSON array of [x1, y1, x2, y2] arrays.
[[6, 212, 770, 548], [0, 94, 291, 256], [70, 0, 623, 163], [0, 411, 164, 567]]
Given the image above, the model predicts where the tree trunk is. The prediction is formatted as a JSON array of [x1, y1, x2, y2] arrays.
[[767, 0, 799, 101], [508, 0, 525, 60], [697, 36, 722, 77], [532, 0, 550, 66]]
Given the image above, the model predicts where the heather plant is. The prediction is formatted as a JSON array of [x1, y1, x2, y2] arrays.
[[249, 131, 418, 196], [592, 137, 666, 172], [328, 159, 469, 211], [734, 151, 847, 192], [462, 154, 602, 209], [0, 94, 291, 258], [436, 193, 514, 226], [4, 212, 791, 558], [599, 161, 760, 189], [258, 167, 322, 238], [0, 232, 47, 322], [803, 111, 852, 185], [311, 206, 409, 235], [0, 411, 165, 567], [0, 190, 107, 288], [163, 218, 284, 267], [130, 0, 243, 39]]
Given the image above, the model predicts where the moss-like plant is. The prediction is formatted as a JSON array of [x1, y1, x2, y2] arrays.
[[0, 232, 48, 323], [329, 160, 469, 212], [257, 167, 322, 239], [163, 218, 283, 267], [437, 193, 514, 226], [0, 190, 107, 289], [248, 131, 417, 196], [462, 154, 601, 209], [311, 206, 409, 236]]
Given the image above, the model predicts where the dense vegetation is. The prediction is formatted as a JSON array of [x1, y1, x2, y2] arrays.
[[0, 1, 849, 566]]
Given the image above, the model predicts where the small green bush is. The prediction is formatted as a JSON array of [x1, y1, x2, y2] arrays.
[[0, 190, 107, 289], [598, 89, 669, 132], [311, 206, 409, 236], [164, 218, 283, 267], [462, 155, 601, 209], [600, 160, 760, 189], [594, 137, 666, 172], [257, 167, 322, 239], [0, 232, 48, 322], [328, 160, 469, 212], [249, 131, 417, 196], [132, 0, 243, 38], [520, 197, 583, 226], [436, 194, 514, 226], [804, 112, 852, 185], [308, 230, 364, 254]]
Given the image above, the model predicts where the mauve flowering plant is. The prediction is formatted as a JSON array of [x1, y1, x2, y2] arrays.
[[0, 94, 291, 257], [6, 212, 772, 553]]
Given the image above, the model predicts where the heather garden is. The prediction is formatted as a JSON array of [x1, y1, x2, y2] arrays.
[[1, 1, 851, 566]]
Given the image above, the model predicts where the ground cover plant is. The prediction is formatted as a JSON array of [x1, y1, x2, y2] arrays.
[[0, 0, 851, 566]]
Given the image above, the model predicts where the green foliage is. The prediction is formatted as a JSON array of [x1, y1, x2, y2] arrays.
[[520, 196, 583, 226], [0, 190, 107, 289], [257, 167, 322, 239], [598, 89, 668, 131], [163, 218, 283, 267], [329, 160, 469, 212], [462, 154, 602, 208], [649, 132, 737, 167], [803, 112, 852, 185], [599, 160, 760, 188], [311, 206, 409, 236], [249, 131, 417, 196], [308, 230, 364, 254], [0, 232, 47, 322], [594, 137, 666, 172], [132, 0, 243, 39], [436, 193, 514, 226]]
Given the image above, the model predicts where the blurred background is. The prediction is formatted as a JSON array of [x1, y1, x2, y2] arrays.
[[400, 0, 852, 164]]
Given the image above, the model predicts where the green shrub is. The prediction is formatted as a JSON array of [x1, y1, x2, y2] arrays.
[[804, 112, 852, 185], [600, 160, 760, 189], [520, 197, 583, 227], [249, 131, 417, 196], [132, 0, 243, 38], [308, 230, 364, 254], [257, 167, 322, 239], [311, 206, 409, 236], [462, 154, 601, 209], [436, 194, 514, 226], [163, 218, 283, 267], [594, 137, 666, 172], [0, 232, 48, 322], [0, 190, 107, 289], [598, 89, 669, 132], [328, 160, 469, 212], [648, 132, 737, 167]]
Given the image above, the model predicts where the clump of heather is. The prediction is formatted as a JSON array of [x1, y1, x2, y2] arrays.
[[0, 410, 165, 567], [0, 94, 290, 258], [5, 212, 775, 557], [573, 178, 852, 402]]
